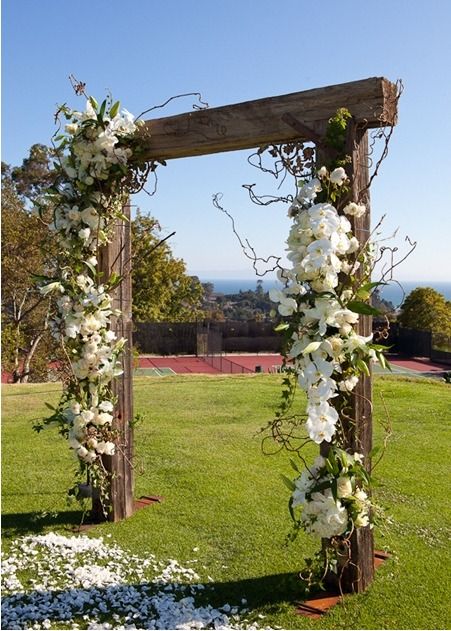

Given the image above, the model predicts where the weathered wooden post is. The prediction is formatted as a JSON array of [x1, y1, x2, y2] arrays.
[[314, 119, 375, 592], [93, 201, 134, 521], [318, 122, 375, 592], [342, 122, 375, 592]]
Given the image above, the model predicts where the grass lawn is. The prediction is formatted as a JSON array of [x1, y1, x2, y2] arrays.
[[2, 374, 451, 629]]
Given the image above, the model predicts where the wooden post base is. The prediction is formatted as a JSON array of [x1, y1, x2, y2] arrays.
[[296, 550, 390, 619]]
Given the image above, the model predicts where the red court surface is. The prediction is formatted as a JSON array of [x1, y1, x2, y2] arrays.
[[385, 355, 449, 373], [137, 354, 450, 376], [2, 355, 449, 383], [137, 354, 283, 374]]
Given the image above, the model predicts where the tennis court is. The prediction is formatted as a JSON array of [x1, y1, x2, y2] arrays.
[[136, 354, 450, 378]]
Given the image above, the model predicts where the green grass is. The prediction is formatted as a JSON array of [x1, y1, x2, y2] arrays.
[[2, 374, 451, 629]]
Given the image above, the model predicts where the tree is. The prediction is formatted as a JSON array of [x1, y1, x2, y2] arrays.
[[1, 162, 57, 382], [11, 143, 56, 201], [131, 211, 205, 322], [398, 287, 451, 336], [371, 288, 395, 314]]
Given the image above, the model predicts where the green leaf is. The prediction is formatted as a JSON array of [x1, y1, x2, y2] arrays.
[[116, 212, 130, 222], [331, 478, 338, 502], [31, 273, 54, 282], [310, 480, 332, 494], [84, 260, 97, 276], [274, 323, 289, 332], [288, 496, 297, 523], [44, 402, 56, 411], [289, 458, 301, 473], [377, 351, 387, 370], [347, 301, 381, 316], [99, 99, 107, 119], [356, 358, 371, 376], [89, 96, 99, 111], [107, 272, 122, 289], [280, 474, 296, 492], [109, 100, 120, 118], [370, 343, 390, 351]]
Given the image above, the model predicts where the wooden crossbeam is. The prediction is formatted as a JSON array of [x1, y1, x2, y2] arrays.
[[137, 77, 397, 161]]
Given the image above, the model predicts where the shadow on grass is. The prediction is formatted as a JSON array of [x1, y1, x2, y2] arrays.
[[1, 509, 86, 538], [206, 571, 304, 610], [1, 572, 305, 629]]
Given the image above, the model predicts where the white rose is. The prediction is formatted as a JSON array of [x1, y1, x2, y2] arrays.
[[78, 227, 91, 243], [80, 206, 100, 230], [86, 437, 98, 450], [99, 400, 114, 412], [330, 167, 347, 186], [103, 441, 115, 456], [337, 476, 353, 498], [96, 441, 115, 456], [347, 236, 360, 253], [339, 375, 359, 393], [77, 445, 89, 459], [344, 202, 366, 218], [80, 409, 95, 424], [95, 412, 114, 426]]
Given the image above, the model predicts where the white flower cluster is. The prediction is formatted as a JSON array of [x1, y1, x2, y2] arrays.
[[49, 193, 123, 252], [270, 167, 378, 444], [63, 100, 135, 181], [39, 97, 138, 472], [291, 452, 371, 539], [49, 99, 137, 252], [2, 533, 264, 630]]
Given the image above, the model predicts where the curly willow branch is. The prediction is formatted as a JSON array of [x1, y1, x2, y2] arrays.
[[212, 193, 282, 276]]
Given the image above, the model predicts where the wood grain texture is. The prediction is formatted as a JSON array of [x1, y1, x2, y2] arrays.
[[341, 123, 374, 593], [318, 124, 374, 593], [94, 202, 134, 522], [136, 77, 397, 161]]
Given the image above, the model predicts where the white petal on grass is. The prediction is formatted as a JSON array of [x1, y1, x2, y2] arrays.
[[1, 533, 275, 630]]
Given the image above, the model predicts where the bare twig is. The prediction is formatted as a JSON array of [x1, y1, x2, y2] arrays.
[[135, 92, 209, 122], [212, 193, 282, 276]]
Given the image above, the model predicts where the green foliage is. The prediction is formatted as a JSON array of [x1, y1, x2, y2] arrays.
[[211, 283, 275, 321], [1, 160, 60, 382], [325, 108, 353, 154], [11, 144, 56, 203], [131, 211, 205, 322], [398, 287, 451, 336]]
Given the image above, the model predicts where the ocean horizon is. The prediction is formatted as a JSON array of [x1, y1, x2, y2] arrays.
[[201, 278, 451, 307]]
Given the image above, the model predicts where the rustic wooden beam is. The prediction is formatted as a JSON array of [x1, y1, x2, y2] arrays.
[[137, 77, 397, 161], [92, 201, 134, 522]]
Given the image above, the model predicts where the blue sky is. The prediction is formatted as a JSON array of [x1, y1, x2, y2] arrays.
[[3, 0, 451, 282]]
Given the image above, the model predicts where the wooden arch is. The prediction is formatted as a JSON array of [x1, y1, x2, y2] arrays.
[[102, 76, 398, 594]]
